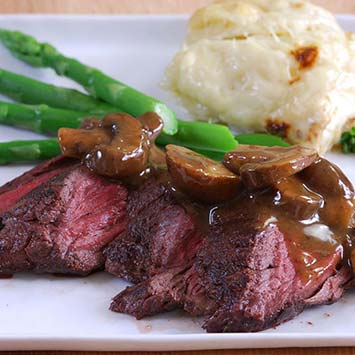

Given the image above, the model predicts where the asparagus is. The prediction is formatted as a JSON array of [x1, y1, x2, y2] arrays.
[[156, 120, 237, 155], [0, 97, 239, 154], [235, 133, 290, 147], [0, 137, 226, 165], [0, 100, 89, 134], [0, 138, 60, 164], [0, 68, 120, 115], [0, 29, 178, 135], [0, 131, 292, 165]]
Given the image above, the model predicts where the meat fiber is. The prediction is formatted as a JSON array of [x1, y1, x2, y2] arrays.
[[105, 177, 203, 283], [108, 181, 351, 332], [0, 155, 76, 212], [0, 165, 128, 275]]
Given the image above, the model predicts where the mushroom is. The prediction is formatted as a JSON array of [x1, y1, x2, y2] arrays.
[[138, 112, 164, 140], [58, 123, 110, 158], [85, 113, 151, 177], [299, 158, 355, 229], [166, 145, 241, 203], [274, 176, 324, 221], [59, 113, 153, 178], [224, 145, 318, 189], [138, 112, 166, 168]]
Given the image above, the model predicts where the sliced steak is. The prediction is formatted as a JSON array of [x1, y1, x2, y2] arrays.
[[195, 204, 350, 332], [105, 176, 203, 283], [109, 187, 352, 332], [110, 267, 187, 319], [0, 155, 76, 212], [0, 165, 128, 275]]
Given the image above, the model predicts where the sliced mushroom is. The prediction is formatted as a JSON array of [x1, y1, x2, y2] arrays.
[[224, 145, 276, 173], [58, 127, 111, 157], [80, 117, 101, 130], [224, 144, 318, 189], [138, 112, 164, 141], [274, 176, 324, 221], [59, 113, 152, 178], [85, 113, 150, 177], [166, 145, 241, 203], [299, 158, 355, 229], [137, 112, 166, 168], [149, 145, 167, 169]]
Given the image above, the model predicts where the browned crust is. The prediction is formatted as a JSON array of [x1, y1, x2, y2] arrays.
[[291, 46, 319, 70], [266, 119, 290, 138]]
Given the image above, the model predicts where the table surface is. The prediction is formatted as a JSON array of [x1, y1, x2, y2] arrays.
[[2, 0, 355, 354]]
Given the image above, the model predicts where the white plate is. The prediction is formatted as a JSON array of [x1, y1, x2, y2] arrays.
[[0, 14, 355, 351]]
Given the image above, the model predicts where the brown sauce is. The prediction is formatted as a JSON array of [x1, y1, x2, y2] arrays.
[[58, 112, 163, 179], [60, 113, 354, 284], [154, 154, 354, 287]]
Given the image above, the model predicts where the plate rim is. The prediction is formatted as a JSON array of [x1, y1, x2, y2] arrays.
[[0, 12, 354, 351]]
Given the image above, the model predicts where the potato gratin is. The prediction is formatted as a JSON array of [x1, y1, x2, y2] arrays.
[[166, 0, 355, 153]]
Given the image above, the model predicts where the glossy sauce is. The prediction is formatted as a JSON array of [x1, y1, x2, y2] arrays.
[[60, 116, 355, 284], [156, 155, 354, 287], [59, 113, 163, 178]]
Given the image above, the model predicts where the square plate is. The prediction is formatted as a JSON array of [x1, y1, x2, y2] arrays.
[[0, 14, 355, 351]]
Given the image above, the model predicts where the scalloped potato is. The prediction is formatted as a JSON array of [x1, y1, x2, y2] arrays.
[[165, 0, 355, 153]]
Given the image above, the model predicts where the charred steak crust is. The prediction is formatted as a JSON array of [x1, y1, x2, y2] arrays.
[[104, 177, 203, 283], [0, 155, 352, 333], [0, 155, 77, 212], [0, 166, 128, 275], [109, 187, 351, 332]]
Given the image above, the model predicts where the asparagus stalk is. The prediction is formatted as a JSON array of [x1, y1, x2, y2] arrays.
[[0, 97, 239, 154], [0, 68, 120, 115], [0, 103, 237, 161], [0, 29, 178, 135], [0, 131, 291, 165], [235, 133, 290, 147], [0, 100, 90, 134], [156, 120, 237, 154], [0, 138, 60, 164]]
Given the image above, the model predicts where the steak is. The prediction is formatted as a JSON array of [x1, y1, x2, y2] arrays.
[[105, 177, 203, 283], [0, 149, 352, 332], [0, 165, 128, 275], [108, 179, 352, 332], [0, 155, 76, 212]]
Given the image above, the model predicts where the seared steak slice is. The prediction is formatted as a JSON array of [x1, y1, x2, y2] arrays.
[[196, 205, 350, 332], [105, 177, 203, 283], [0, 166, 127, 275], [110, 200, 351, 332], [0, 155, 76, 212], [110, 267, 188, 319]]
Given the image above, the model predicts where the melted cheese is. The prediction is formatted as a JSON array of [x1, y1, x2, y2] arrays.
[[165, 0, 355, 153]]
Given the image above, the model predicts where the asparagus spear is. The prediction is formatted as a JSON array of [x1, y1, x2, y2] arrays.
[[0, 68, 239, 151], [156, 120, 237, 155], [0, 138, 60, 164], [0, 132, 290, 165], [0, 100, 89, 134], [235, 133, 290, 147], [0, 137, 230, 165], [0, 96, 239, 153], [0, 68, 120, 115], [0, 29, 178, 135]]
